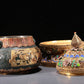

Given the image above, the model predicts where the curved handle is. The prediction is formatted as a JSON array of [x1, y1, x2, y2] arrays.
[[0, 41, 3, 48]]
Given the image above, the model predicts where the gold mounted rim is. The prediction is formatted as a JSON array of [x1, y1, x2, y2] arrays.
[[57, 71, 84, 76], [39, 40, 72, 46], [56, 66, 84, 76]]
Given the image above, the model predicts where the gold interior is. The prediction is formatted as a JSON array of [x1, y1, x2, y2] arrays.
[[40, 40, 71, 46]]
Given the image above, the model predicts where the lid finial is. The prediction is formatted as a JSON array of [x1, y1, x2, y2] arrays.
[[74, 32, 76, 34], [71, 32, 82, 48]]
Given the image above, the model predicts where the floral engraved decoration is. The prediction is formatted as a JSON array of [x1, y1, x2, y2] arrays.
[[9, 48, 39, 67]]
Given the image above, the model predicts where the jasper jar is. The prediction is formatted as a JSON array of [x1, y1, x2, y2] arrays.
[[0, 35, 42, 73]]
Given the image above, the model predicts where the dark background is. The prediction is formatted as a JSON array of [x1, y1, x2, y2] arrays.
[[0, 8, 84, 46]]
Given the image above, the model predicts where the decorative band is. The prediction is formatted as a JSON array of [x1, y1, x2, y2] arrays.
[[64, 54, 84, 58]]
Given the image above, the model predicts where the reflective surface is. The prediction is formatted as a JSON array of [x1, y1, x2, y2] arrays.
[[0, 66, 84, 84], [0, 35, 32, 38], [40, 40, 71, 45]]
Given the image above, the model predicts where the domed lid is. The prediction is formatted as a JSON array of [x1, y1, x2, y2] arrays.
[[71, 32, 82, 48], [64, 32, 84, 58], [57, 32, 84, 74]]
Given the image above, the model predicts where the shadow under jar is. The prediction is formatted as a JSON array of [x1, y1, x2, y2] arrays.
[[0, 35, 42, 73]]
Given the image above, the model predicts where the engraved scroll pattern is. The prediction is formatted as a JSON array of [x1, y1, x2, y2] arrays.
[[9, 48, 39, 67]]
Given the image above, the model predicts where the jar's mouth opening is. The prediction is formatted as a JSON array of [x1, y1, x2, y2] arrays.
[[0, 35, 33, 38]]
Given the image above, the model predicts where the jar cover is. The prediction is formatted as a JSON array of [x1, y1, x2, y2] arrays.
[[56, 32, 84, 75]]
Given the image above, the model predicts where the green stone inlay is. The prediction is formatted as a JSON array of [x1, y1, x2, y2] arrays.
[[56, 55, 59, 58], [76, 63, 80, 67], [71, 60, 75, 68], [58, 60, 63, 67], [57, 63, 60, 66]]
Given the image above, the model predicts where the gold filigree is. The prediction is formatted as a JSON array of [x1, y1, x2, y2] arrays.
[[9, 48, 39, 67]]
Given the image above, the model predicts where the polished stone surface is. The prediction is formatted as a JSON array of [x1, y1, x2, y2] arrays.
[[0, 66, 84, 84]]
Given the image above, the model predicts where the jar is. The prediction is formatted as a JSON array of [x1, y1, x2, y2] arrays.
[[0, 35, 42, 73]]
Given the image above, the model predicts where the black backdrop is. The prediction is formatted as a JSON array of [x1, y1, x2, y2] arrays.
[[0, 8, 84, 46]]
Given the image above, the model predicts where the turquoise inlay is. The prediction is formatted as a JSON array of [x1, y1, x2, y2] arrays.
[[65, 54, 84, 58], [70, 55, 74, 58], [64, 54, 66, 57], [81, 55, 84, 57], [66, 55, 69, 57], [75, 55, 80, 58]]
